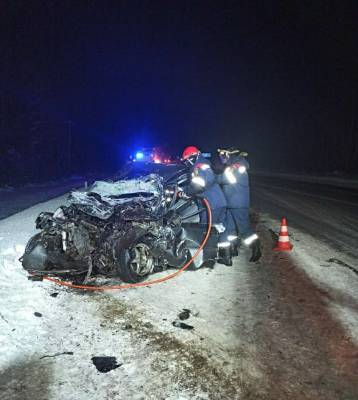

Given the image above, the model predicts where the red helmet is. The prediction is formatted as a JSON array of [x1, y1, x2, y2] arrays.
[[182, 146, 200, 160]]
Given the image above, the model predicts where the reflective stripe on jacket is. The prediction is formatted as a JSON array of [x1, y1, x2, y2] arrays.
[[218, 155, 250, 208], [187, 155, 227, 211]]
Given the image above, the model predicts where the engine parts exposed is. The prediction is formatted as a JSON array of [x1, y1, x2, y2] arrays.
[[21, 167, 221, 284]]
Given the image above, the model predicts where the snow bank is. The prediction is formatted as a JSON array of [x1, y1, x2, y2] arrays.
[[0, 176, 100, 220]]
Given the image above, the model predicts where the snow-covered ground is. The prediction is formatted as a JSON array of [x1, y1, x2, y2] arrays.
[[1, 181, 358, 399], [0, 176, 90, 220]]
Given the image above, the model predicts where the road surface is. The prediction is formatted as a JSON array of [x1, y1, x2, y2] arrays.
[[0, 174, 357, 399], [252, 175, 358, 259]]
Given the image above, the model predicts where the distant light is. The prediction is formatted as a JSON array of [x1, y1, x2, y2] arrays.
[[135, 151, 144, 160], [153, 158, 161, 164]]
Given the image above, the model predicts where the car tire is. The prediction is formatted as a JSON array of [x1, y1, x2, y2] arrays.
[[115, 242, 154, 283]]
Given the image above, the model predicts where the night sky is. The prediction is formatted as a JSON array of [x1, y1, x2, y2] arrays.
[[1, 1, 357, 181]]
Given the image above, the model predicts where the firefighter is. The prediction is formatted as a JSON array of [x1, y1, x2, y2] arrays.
[[181, 146, 232, 265], [217, 147, 261, 262]]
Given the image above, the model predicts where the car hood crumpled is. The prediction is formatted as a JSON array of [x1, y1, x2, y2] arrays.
[[89, 174, 162, 201], [68, 174, 163, 219]]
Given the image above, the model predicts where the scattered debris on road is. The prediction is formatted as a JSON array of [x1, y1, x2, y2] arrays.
[[0, 313, 9, 323], [91, 356, 122, 373], [121, 323, 133, 331], [178, 308, 191, 320], [40, 351, 74, 359], [172, 321, 194, 330]]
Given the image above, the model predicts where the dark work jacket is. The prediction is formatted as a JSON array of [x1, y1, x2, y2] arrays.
[[186, 155, 227, 211], [218, 155, 250, 208]]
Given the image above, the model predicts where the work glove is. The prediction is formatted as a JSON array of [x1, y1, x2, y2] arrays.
[[249, 238, 262, 262]]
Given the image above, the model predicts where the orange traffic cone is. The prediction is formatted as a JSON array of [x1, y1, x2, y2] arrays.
[[273, 217, 293, 251]]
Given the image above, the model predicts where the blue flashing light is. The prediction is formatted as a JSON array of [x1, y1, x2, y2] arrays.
[[135, 151, 144, 160]]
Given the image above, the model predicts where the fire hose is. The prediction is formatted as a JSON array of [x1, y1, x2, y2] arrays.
[[40, 198, 212, 291]]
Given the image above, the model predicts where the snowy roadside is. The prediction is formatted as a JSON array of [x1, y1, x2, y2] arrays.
[[0, 174, 111, 220], [253, 171, 358, 190], [0, 177, 86, 220], [1, 195, 357, 399], [0, 195, 247, 399], [259, 213, 358, 343]]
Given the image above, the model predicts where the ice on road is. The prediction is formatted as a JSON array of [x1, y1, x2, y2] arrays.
[[1, 182, 358, 399]]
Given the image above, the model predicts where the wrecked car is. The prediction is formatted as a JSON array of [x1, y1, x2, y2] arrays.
[[21, 166, 221, 283]]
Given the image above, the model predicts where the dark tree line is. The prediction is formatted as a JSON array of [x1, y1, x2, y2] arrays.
[[0, 92, 71, 185]]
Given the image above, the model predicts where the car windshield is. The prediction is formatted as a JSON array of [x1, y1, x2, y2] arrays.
[[125, 162, 188, 184]]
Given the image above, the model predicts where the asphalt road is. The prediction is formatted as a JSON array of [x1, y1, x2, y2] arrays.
[[251, 175, 358, 259]]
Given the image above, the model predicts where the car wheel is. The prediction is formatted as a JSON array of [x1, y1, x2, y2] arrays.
[[116, 242, 154, 283]]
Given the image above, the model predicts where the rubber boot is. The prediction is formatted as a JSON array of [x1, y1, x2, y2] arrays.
[[217, 257, 233, 266], [230, 242, 239, 257], [217, 243, 233, 266]]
